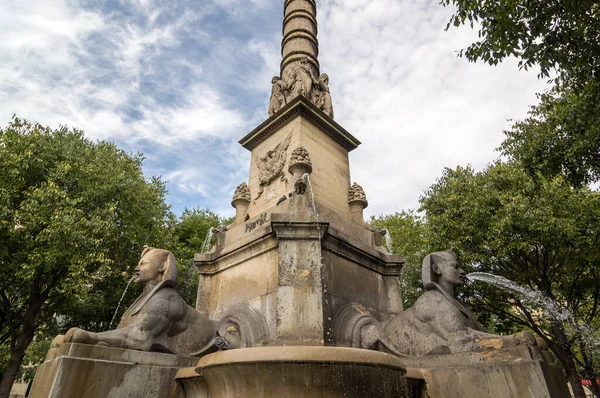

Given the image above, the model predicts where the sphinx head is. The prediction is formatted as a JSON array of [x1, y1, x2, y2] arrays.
[[422, 249, 463, 292], [134, 246, 177, 286]]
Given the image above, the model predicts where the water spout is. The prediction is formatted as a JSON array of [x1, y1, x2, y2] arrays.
[[466, 272, 599, 356], [382, 229, 393, 254], [304, 173, 317, 214], [466, 272, 569, 322], [110, 276, 136, 329], [200, 227, 215, 253]]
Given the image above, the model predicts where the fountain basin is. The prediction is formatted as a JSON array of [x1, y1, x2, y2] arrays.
[[174, 346, 409, 397]]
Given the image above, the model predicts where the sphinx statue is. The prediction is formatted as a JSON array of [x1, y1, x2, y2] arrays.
[[60, 246, 232, 356], [382, 250, 534, 356]]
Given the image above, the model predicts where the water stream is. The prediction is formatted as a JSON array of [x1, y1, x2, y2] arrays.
[[109, 276, 136, 328], [382, 228, 393, 254], [466, 272, 599, 355], [200, 227, 215, 253], [304, 173, 317, 214]]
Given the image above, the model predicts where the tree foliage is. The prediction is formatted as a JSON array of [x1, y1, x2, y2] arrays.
[[169, 208, 228, 306], [442, 0, 600, 86], [0, 117, 173, 396], [420, 161, 600, 396], [501, 81, 600, 187], [442, 0, 600, 189], [370, 211, 433, 308]]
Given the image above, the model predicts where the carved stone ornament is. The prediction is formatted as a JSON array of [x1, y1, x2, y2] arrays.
[[255, 132, 292, 200], [290, 146, 311, 166], [348, 182, 368, 206], [269, 56, 334, 119], [59, 247, 233, 357], [232, 182, 251, 203], [383, 250, 537, 356]]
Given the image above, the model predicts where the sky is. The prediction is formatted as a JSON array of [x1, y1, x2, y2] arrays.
[[0, 0, 549, 219]]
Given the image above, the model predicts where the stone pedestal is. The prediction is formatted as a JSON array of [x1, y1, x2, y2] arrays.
[[403, 346, 570, 398], [195, 98, 403, 349], [271, 214, 327, 345], [240, 96, 360, 217], [28, 343, 197, 398]]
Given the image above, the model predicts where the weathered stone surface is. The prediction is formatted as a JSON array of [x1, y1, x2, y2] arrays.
[[174, 347, 408, 398], [61, 247, 226, 357], [384, 250, 534, 356], [28, 343, 196, 398], [409, 359, 570, 398], [242, 98, 360, 217], [254, 131, 292, 201]]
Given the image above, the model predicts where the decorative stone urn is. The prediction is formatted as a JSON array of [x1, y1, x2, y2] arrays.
[[231, 182, 251, 225], [288, 146, 313, 177], [348, 182, 368, 224]]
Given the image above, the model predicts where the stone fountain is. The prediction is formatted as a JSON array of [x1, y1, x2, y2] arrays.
[[29, 1, 570, 397]]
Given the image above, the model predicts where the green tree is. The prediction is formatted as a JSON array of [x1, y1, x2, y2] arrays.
[[0, 117, 173, 397], [500, 81, 600, 187], [420, 162, 600, 398], [441, 0, 600, 86], [442, 0, 600, 189], [169, 208, 228, 306], [370, 211, 432, 308]]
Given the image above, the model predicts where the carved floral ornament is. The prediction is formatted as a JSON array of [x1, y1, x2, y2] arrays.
[[348, 182, 368, 205], [232, 182, 251, 203], [290, 146, 312, 167]]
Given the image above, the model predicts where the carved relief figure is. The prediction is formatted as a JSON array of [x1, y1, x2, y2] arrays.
[[270, 58, 335, 119], [288, 56, 315, 99], [383, 250, 534, 356], [311, 73, 334, 118], [255, 132, 292, 200], [268, 76, 288, 116], [61, 247, 230, 356]]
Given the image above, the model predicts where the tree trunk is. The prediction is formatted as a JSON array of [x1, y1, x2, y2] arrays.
[[551, 341, 586, 398], [589, 379, 600, 398], [0, 283, 49, 398], [0, 347, 27, 398], [546, 320, 586, 398]]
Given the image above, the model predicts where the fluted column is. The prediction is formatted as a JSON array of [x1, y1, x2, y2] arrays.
[[281, 0, 320, 80]]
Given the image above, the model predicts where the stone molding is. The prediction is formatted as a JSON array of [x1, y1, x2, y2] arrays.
[[240, 95, 360, 152], [323, 226, 403, 276], [194, 234, 277, 276]]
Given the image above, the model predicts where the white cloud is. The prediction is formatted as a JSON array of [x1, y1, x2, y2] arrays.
[[316, 0, 548, 216], [1, 0, 551, 218]]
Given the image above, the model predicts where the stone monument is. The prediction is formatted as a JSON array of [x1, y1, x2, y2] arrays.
[[29, 1, 570, 397]]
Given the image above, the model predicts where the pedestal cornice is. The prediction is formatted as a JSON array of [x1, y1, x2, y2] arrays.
[[239, 95, 361, 152]]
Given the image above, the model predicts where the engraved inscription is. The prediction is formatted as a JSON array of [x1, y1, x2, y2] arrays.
[[245, 213, 270, 233]]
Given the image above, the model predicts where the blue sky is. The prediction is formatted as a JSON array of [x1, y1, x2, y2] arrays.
[[0, 0, 547, 218]]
